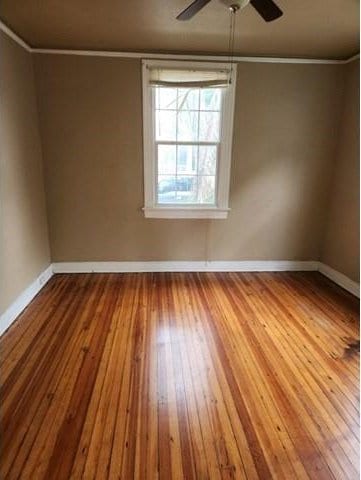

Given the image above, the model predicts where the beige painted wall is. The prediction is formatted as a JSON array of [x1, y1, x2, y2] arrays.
[[34, 55, 346, 263], [321, 61, 360, 282], [0, 32, 50, 313]]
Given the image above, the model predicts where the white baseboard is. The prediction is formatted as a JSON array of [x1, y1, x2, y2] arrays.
[[1, 260, 358, 337], [52, 260, 319, 274], [318, 263, 360, 298], [0, 265, 53, 336], [52, 260, 359, 297]]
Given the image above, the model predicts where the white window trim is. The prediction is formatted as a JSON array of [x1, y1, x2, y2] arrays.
[[142, 59, 237, 219]]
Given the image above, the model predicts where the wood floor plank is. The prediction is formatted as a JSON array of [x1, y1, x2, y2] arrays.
[[14, 275, 111, 480], [0, 275, 69, 380], [0, 272, 359, 479], [1, 274, 100, 479], [198, 273, 334, 479], [227, 273, 358, 479], [69, 273, 131, 479]]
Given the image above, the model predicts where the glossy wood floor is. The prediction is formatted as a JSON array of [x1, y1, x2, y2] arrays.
[[1, 272, 359, 480]]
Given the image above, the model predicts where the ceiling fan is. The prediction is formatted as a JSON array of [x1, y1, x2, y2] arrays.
[[176, 0, 283, 22]]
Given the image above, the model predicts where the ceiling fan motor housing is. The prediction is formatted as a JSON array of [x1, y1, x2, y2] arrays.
[[177, 0, 282, 22], [219, 0, 250, 11]]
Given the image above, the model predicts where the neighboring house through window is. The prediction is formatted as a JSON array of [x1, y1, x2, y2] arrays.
[[142, 60, 237, 218]]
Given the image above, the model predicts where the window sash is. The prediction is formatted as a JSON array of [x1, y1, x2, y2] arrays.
[[155, 141, 219, 207], [153, 84, 222, 207], [154, 86, 223, 143]]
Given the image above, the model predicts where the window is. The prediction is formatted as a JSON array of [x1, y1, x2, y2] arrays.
[[142, 60, 237, 219]]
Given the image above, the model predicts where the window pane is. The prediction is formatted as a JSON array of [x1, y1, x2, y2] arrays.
[[199, 146, 217, 175], [177, 145, 197, 175], [198, 176, 216, 204], [178, 88, 199, 110], [199, 111, 220, 142], [178, 111, 198, 141], [158, 145, 176, 174], [175, 176, 198, 203], [157, 175, 177, 203], [200, 89, 221, 111], [156, 110, 176, 141], [156, 87, 177, 110]]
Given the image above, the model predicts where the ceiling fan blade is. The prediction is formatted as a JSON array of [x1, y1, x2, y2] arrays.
[[250, 0, 283, 22], [176, 0, 212, 20]]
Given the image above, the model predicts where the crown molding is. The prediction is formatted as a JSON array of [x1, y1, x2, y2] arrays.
[[1, 18, 359, 64], [31, 48, 358, 65], [343, 53, 360, 64], [0, 19, 31, 51]]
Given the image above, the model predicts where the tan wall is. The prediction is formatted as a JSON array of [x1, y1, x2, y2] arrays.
[[321, 61, 360, 282], [34, 54, 345, 263], [0, 32, 50, 313]]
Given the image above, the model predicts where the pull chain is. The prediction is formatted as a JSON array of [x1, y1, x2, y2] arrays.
[[228, 4, 239, 84]]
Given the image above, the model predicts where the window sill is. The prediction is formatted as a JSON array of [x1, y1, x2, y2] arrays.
[[143, 207, 230, 219]]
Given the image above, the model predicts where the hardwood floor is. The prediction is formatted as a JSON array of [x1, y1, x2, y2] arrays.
[[0, 272, 359, 479]]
